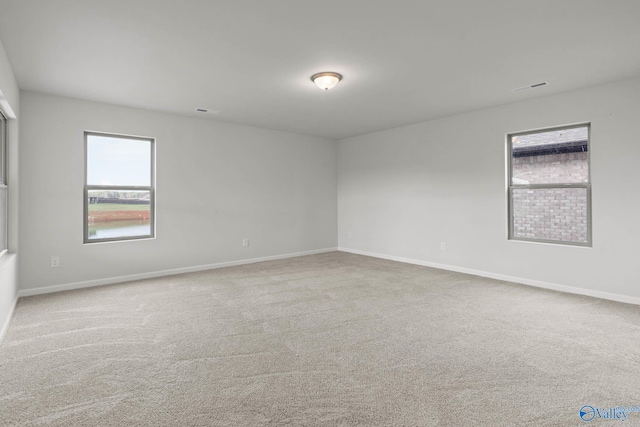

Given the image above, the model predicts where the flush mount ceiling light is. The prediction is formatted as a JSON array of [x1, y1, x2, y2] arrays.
[[311, 72, 343, 90]]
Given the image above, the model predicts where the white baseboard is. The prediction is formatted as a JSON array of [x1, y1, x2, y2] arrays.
[[18, 247, 338, 298], [338, 247, 640, 306], [0, 297, 18, 345]]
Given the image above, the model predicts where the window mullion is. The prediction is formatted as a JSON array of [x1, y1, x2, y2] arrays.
[[510, 183, 589, 190]]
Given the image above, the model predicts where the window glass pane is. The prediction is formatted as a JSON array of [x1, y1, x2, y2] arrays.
[[511, 126, 588, 185], [512, 187, 588, 243], [87, 135, 151, 186], [87, 189, 151, 240], [0, 114, 5, 185], [0, 187, 6, 252]]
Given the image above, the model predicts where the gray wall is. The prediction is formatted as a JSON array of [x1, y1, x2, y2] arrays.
[[0, 38, 19, 341], [338, 76, 640, 301], [19, 91, 337, 291]]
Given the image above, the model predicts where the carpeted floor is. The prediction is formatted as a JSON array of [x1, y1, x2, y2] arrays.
[[1, 252, 639, 426]]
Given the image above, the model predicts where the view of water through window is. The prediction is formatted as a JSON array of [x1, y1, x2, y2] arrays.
[[88, 219, 151, 239], [87, 189, 151, 241], [85, 132, 154, 242]]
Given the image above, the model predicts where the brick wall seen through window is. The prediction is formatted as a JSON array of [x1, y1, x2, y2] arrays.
[[508, 125, 591, 245]]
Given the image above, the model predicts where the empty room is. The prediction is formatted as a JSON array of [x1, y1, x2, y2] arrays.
[[1, 1, 639, 425]]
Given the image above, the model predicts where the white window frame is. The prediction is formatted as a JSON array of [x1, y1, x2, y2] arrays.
[[83, 131, 156, 244], [507, 123, 592, 247], [0, 111, 7, 256]]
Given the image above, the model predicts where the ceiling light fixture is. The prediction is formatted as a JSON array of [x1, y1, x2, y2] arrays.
[[311, 72, 343, 90]]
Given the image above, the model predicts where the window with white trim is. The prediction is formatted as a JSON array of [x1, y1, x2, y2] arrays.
[[84, 132, 155, 243], [0, 111, 7, 254], [508, 124, 591, 246]]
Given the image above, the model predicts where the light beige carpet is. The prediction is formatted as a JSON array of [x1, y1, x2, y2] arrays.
[[1, 252, 639, 426]]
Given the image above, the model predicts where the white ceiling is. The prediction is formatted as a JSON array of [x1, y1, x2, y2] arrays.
[[1, 0, 639, 139]]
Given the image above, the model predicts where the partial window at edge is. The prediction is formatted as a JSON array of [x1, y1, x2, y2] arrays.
[[0, 111, 7, 254]]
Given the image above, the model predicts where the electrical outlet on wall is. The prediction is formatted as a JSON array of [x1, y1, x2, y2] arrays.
[[51, 256, 60, 268], [243, 239, 249, 247], [440, 242, 446, 251]]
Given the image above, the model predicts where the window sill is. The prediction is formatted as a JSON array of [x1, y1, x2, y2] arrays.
[[507, 238, 592, 248], [0, 250, 16, 269], [84, 236, 156, 245]]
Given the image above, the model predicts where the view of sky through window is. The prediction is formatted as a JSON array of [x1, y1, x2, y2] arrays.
[[85, 133, 154, 243], [87, 135, 151, 186]]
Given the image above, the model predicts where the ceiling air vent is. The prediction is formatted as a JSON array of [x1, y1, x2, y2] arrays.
[[194, 108, 220, 114], [512, 82, 548, 92]]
